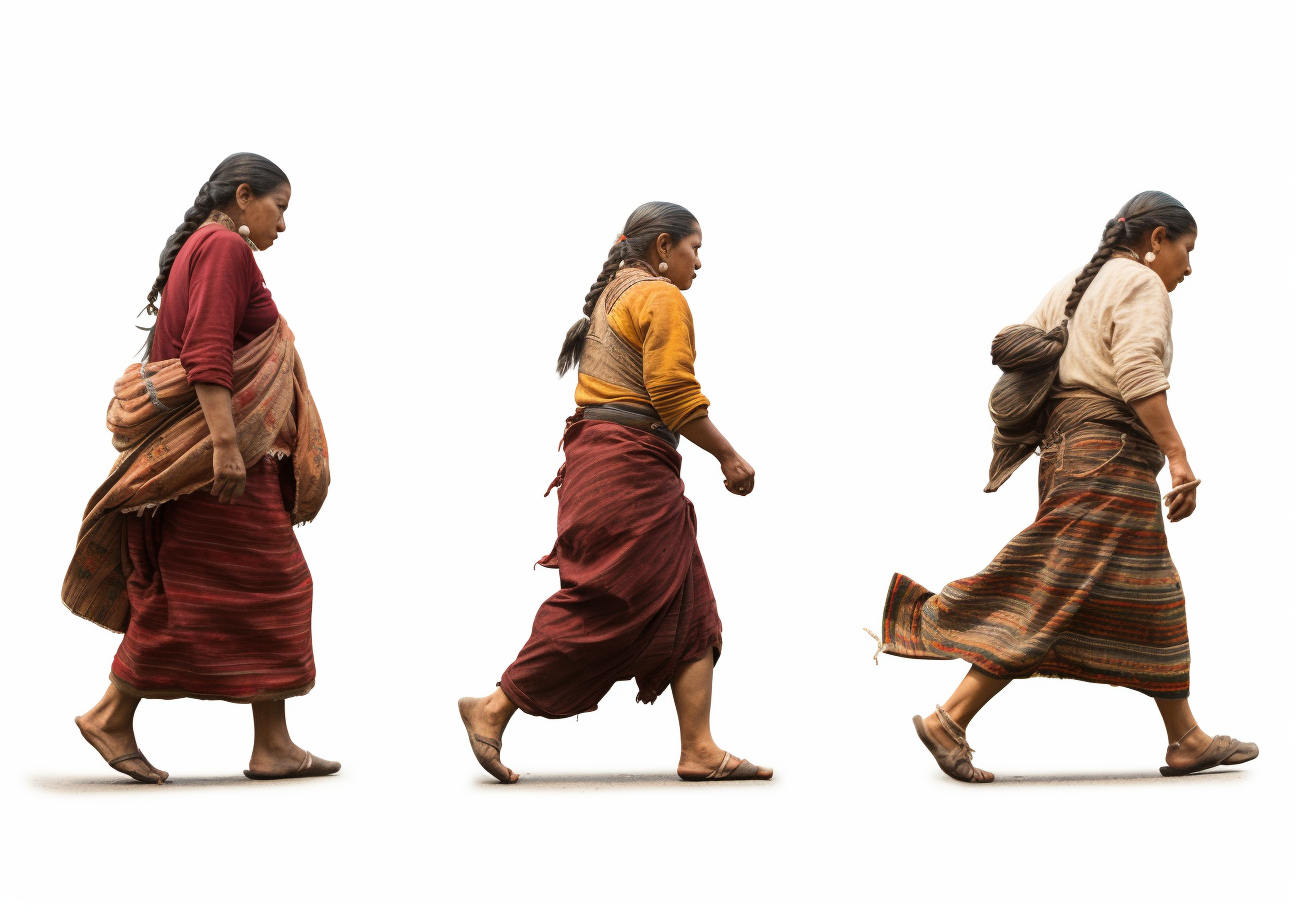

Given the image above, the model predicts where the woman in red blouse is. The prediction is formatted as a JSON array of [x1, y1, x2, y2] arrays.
[[71, 154, 339, 783]]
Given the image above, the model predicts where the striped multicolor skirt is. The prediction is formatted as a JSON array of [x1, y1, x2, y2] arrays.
[[110, 456, 315, 702], [882, 413, 1190, 699]]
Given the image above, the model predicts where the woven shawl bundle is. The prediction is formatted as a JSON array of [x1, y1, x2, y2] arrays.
[[984, 321, 1069, 492], [62, 318, 329, 632]]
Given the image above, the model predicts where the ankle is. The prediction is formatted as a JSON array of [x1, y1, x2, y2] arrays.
[[480, 694, 516, 726], [679, 740, 719, 760], [1169, 725, 1209, 752], [252, 737, 298, 758], [936, 704, 974, 731], [82, 708, 132, 733]]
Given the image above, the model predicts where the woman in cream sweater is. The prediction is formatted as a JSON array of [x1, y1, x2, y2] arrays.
[[876, 191, 1258, 782]]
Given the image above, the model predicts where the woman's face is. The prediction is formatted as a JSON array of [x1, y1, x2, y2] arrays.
[[236, 182, 290, 250], [1149, 226, 1195, 292], [655, 228, 703, 290]]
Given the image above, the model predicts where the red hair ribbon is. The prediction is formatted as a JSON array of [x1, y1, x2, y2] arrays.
[[618, 234, 627, 242]]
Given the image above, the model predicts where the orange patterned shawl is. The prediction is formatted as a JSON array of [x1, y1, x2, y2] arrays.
[[62, 318, 329, 632]]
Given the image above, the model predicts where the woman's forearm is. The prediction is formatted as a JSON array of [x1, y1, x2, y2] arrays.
[[195, 382, 247, 503], [1128, 392, 1186, 463], [677, 413, 737, 460], [194, 382, 238, 445], [1130, 391, 1198, 521], [678, 412, 755, 496]]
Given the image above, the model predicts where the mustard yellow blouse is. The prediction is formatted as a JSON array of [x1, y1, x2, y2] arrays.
[[574, 278, 710, 431]]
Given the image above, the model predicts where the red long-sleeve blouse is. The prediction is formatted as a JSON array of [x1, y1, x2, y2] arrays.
[[150, 223, 279, 389]]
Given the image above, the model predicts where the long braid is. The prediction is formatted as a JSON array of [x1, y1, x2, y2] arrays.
[[556, 239, 628, 376], [140, 181, 217, 357], [1063, 217, 1127, 319], [147, 181, 216, 310]]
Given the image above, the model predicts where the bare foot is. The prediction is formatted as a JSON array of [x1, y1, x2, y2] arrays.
[[74, 714, 167, 784], [678, 745, 773, 780], [458, 696, 519, 784]]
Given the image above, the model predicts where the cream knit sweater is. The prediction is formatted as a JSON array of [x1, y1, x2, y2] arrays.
[[1024, 256, 1173, 404]]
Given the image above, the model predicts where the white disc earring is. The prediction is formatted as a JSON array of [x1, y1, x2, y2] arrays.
[[1144, 251, 1156, 264], [658, 261, 668, 272], [238, 225, 251, 238]]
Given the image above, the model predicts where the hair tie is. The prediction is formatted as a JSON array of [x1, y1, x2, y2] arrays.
[[618, 234, 627, 242], [1117, 217, 1126, 222]]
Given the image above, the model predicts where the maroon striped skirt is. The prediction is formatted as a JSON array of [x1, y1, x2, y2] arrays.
[[110, 456, 315, 702], [500, 419, 723, 719]]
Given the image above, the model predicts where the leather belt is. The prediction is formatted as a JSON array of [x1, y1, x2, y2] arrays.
[[576, 405, 680, 449]]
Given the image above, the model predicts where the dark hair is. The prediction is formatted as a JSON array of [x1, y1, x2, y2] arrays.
[[555, 201, 699, 376], [1064, 190, 1197, 318], [141, 152, 290, 354]]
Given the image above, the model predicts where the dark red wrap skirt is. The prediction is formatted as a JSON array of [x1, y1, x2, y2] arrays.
[[500, 419, 723, 719], [110, 456, 315, 702]]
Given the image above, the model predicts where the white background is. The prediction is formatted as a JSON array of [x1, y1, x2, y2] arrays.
[[1, 2, 1291, 909]]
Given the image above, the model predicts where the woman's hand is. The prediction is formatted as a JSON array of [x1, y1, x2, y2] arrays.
[[1164, 457, 1198, 522], [1129, 392, 1197, 523], [195, 382, 246, 504], [211, 442, 247, 504], [678, 413, 756, 497], [721, 452, 756, 496]]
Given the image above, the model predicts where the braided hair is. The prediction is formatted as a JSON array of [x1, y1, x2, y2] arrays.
[[1064, 191, 1197, 318], [556, 201, 699, 376], [141, 152, 290, 355]]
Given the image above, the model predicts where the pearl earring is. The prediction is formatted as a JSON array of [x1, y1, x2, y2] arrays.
[[658, 261, 668, 273], [1144, 251, 1156, 264], [238, 225, 251, 238]]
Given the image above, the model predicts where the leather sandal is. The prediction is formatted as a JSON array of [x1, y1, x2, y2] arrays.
[[243, 751, 341, 780], [108, 750, 167, 785], [1160, 726, 1259, 777], [912, 705, 994, 783], [678, 751, 773, 782]]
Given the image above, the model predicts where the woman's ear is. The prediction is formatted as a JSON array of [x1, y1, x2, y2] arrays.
[[1149, 225, 1166, 253], [235, 183, 254, 212]]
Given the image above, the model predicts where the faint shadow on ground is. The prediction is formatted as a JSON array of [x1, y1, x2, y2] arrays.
[[988, 768, 1244, 787], [31, 775, 335, 793], [476, 771, 775, 790]]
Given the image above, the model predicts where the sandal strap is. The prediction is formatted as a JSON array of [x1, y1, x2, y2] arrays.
[[108, 750, 146, 766], [472, 734, 502, 752], [708, 751, 733, 779], [297, 752, 314, 773], [934, 706, 971, 749]]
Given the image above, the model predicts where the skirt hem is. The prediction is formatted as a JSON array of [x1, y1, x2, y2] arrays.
[[109, 672, 315, 704]]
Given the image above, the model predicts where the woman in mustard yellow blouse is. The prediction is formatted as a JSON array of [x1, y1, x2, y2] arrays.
[[458, 202, 772, 784]]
